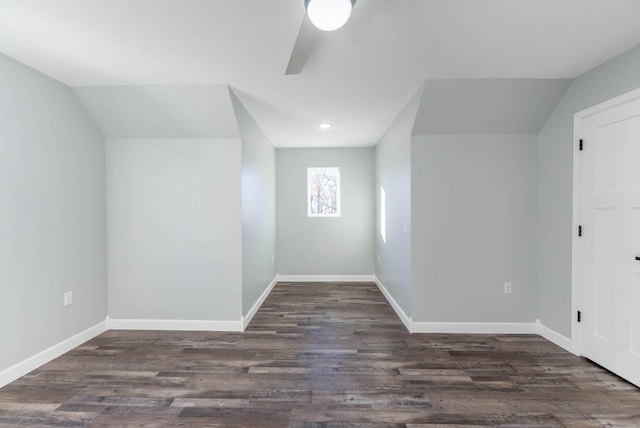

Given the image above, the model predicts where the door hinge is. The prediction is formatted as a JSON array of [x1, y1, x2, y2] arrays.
[[578, 225, 583, 237], [579, 139, 584, 151], [577, 310, 582, 323]]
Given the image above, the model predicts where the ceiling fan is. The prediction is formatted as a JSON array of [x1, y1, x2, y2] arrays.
[[285, 0, 356, 75]]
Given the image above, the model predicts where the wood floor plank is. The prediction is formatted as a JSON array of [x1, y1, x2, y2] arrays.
[[1, 281, 639, 426]]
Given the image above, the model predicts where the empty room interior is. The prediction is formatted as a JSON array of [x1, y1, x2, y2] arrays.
[[2, 1, 640, 426]]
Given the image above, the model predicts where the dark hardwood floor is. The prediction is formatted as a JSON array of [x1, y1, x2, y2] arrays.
[[1, 282, 639, 427]]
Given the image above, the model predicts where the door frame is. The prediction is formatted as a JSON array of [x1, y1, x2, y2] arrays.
[[571, 87, 640, 356]]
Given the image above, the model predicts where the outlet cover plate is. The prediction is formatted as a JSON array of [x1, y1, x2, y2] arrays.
[[504, 282, 512, 294]]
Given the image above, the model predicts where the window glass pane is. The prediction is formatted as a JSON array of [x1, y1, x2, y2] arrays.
[[308, 167, 340, 217]]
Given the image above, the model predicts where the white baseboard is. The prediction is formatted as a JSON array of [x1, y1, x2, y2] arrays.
[[411, 321, 537, 334], [277, 275, 375, 283], [373, 275, 412, 332], [107, 317, 243, 332], [535, 319, 573, 353], [0, 319, 108, 389], [0, 291, 576, 392], [242, 275, 278, 330]]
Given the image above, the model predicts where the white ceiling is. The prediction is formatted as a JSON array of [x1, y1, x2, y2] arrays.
[[1, 0, 640, 147]]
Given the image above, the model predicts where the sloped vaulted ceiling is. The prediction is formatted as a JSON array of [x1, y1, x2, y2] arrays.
[[412, 79, 573, 136], [72, 85, 240, 139], [1, 1, 640, 147]]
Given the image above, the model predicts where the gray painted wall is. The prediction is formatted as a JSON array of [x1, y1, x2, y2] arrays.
[[412, 134, 538, 322], [106, 138, 242, 321], [230, 91, 277, 316], [276, 148, 375, 276], [538, 44, 640, 337], [0, 54, 107, 371], [375, 89, 422, 315]]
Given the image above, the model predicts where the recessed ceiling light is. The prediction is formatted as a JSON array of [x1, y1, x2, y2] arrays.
[[319, 123, 332, 130]]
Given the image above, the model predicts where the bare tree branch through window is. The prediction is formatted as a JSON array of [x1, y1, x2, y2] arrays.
[[307, 167, 340, 217]]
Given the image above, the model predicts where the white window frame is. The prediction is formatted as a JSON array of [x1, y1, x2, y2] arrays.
[[307, 167, 341, 217]]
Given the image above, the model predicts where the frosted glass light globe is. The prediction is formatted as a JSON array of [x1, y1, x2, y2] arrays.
[[306, 0, 353, 32]]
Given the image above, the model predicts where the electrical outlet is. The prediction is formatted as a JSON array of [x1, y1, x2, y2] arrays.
[[504, 282, 512, 294], [377, 254, 381, 263], [64, 291, 73, 306]]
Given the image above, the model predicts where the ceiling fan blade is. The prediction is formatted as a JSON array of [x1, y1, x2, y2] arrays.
[[285, 14, 321, 75]]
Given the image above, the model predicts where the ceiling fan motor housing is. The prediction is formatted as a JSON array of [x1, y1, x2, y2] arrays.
[[304, 0, 356, 8]]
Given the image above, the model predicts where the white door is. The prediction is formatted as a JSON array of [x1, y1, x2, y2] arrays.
[[577, 93, 640, 387]]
